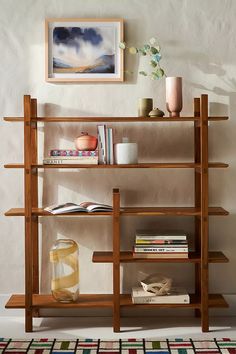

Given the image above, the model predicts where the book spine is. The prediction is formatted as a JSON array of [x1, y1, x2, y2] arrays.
[[135, 235, 187, 240], [43, 158, 98, 165], [106, 127, 110, 164], [132, 296, 190, 304], [103, 125, 107, 164], [97, 125, 106, 164], [49, 150, 98, 157], [133, 253, 188, 258], [45, 156, 98, 160], [109, 128, 114, 165], [136, 240, 188, 245], [134, 247, 188, 253]]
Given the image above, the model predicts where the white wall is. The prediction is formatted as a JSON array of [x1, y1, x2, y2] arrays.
[[0, 0, 235, 310]]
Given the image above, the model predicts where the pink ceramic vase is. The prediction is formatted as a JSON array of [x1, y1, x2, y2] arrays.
[[166, 77, 183, 117]]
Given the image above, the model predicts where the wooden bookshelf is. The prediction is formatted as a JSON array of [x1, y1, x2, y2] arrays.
[[4, 94, 229, 333]]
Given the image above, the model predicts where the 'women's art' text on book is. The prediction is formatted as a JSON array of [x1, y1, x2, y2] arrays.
[[134, 246, 188, 253]]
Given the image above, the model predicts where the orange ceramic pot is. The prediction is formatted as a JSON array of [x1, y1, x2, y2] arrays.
[[75, 132, 98, 151]]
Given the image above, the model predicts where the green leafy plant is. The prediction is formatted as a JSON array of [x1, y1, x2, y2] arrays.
[[119, 37, 165, 80]]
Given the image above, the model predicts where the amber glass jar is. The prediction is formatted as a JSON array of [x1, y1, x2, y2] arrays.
[[50, 239, 79, 303]]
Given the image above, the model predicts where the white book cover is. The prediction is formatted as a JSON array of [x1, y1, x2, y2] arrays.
[[97, 125, 106, 164], [132, 287, 190, 304]]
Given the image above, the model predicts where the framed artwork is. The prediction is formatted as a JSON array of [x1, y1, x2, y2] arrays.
[[45, 18, 124, 82]]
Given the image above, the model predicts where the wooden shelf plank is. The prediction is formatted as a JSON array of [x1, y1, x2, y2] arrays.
[[5, 294, 114, 309], [4, 163, 24, 168], [4, 162, 229, 169], [5, 293, 228, 309], [5, 207, 229, 217], [121, 207, 229, 216], [4, 208, 113, 216], [92, 251, 229, 263], [4, 116, 229, 123]]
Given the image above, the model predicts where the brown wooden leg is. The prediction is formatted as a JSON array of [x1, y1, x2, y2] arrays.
[[113, 189, 120, 332], [30, 99, 39, 318], [194, 98, 201, 318], [24, 95, 33, 332], [200, 94, 209, 332]]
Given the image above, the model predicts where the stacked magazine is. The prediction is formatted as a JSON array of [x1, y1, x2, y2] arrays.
[[133, 230, 189, 259]]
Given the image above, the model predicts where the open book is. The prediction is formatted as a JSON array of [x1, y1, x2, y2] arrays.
[[44, 202, 113, 214]]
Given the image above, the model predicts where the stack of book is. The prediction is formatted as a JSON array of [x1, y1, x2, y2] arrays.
[[133, 230, 189, 259], [97, 125, 114, 164], [132, 287, 190, 304], [43, 150, 98, 165]]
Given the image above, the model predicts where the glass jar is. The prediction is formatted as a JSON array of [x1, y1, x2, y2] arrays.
[[50, 239, 79, 303]]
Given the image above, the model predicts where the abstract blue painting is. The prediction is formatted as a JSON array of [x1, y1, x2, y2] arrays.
[[53, 27, 115, 73]]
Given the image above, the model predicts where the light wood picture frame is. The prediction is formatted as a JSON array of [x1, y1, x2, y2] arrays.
[[45, 18, 124, 82]]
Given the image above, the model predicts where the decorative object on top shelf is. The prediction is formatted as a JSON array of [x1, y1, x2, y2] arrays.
[[114, 137, 138, 164], [45, 18, 124, 82], [119, 37, 165, 80], [75, 132, 98, 151], [140, 273, 172, 295], [50, 239, 79, 303], [149, 107, 165, 117], [166, 77, 183, 117], [138, 98, 153, 117]]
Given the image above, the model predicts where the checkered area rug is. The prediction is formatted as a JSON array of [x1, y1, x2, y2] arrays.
[[0, 338, 236, 354]]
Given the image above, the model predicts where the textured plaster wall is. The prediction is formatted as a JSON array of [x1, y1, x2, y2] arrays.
[[0, 0, 236, 306]]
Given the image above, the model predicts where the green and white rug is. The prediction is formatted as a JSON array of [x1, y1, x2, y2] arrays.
[[0, 338, 236, 353]]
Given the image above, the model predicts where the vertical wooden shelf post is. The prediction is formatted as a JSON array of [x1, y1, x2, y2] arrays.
[[113, 188, 120, 332], [200, 94, 209, 332], [24, 95, 33, 332], [194, 97, 201, 318], [31, 99, 39, 304]]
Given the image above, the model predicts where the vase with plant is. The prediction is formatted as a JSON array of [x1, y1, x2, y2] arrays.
[[120, 37, 183, 117]]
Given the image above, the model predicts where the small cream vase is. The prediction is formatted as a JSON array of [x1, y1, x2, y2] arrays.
[[115, 138, 138, 164]]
